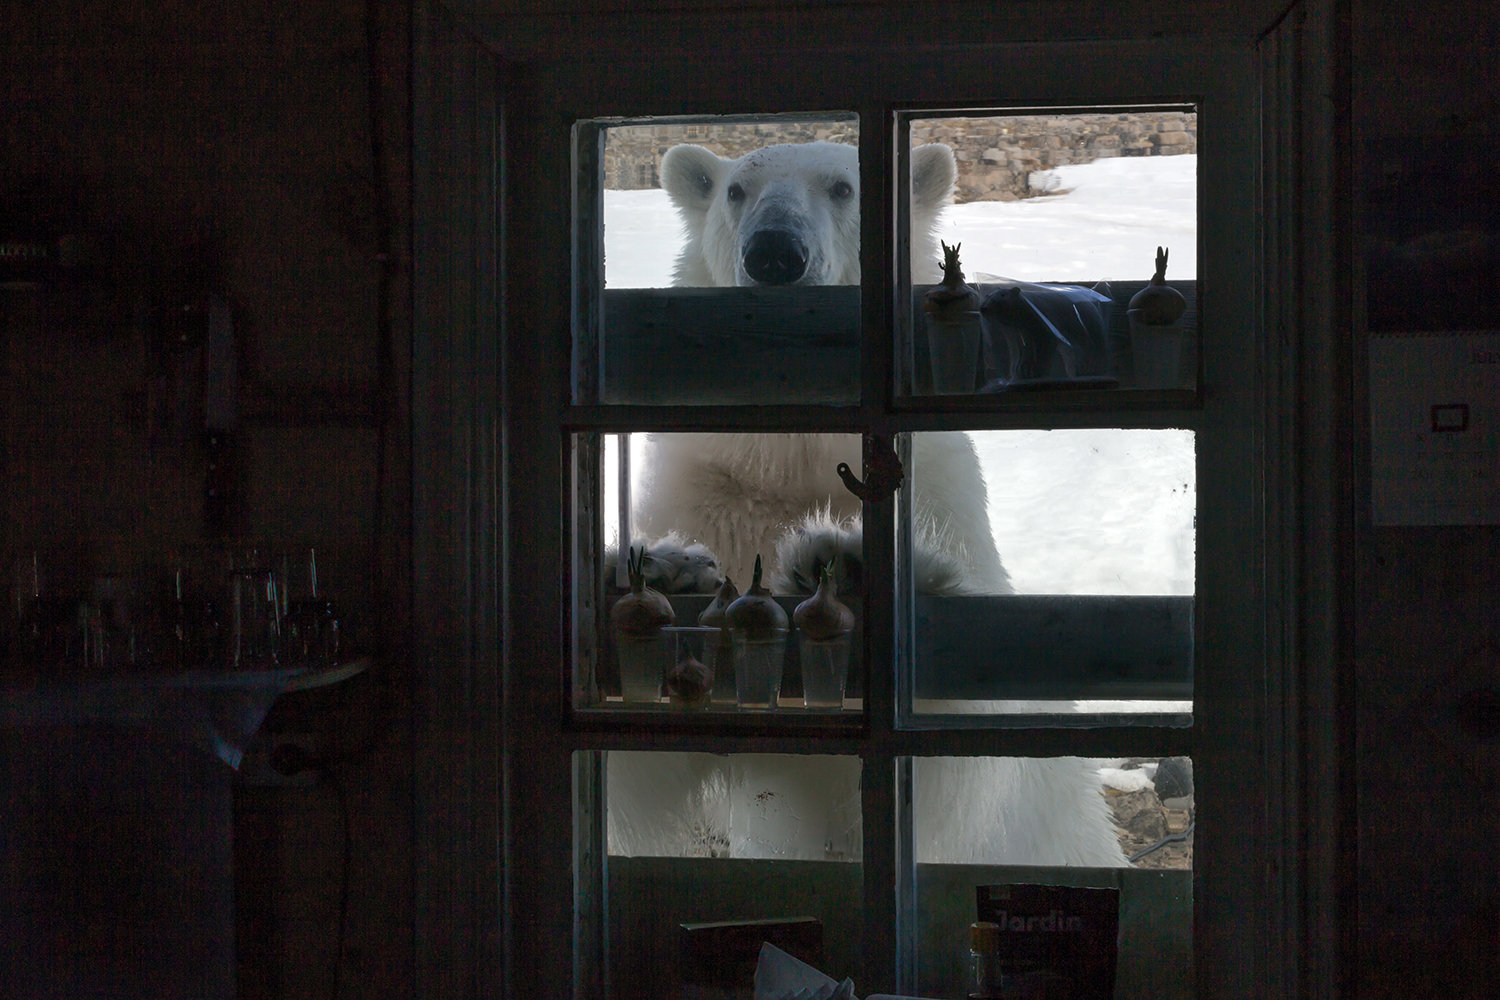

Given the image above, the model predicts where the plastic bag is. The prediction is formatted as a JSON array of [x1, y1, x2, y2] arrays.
[[978, 278, 1114, 388]]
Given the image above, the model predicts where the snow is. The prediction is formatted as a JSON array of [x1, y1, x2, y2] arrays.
[[603, 153, 1197, 288], [975, 428, 1194, 596], [601, 155, 1197, 597], [947, 154, 1199, 282], [1099, 762, 1159, 793]]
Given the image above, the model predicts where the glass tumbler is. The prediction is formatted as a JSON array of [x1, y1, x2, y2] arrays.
[[798, 632, 852, 709], [228, 551, 281, 670], [928, 313, 982, 394], [616, 631, 666, 704], [663, 625, 716, 708], [732, 627, 788, 709], [287, 599, 340, 667], [703, 626, 736, 704]]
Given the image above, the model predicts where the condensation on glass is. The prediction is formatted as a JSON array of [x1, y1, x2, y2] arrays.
[[905, 429, 1195, 722], [595, 750, 1193, 998], [897, 106, 1199, 397], [575, 114, 862, 405], [910, 755, 1195, 1000], [597, 751, 863, 998], [574, 431, 865, 714]]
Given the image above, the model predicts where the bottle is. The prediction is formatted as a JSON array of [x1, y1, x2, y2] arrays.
[[162, 565, 190, 671], [969, 920, 1004, 999]]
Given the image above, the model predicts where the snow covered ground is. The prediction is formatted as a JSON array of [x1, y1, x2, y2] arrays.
[[601, 155, 1197, 596], [603, 153, 1197, 288]]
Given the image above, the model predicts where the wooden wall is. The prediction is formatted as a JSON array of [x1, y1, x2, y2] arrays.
[[2, 3, 413, 997]]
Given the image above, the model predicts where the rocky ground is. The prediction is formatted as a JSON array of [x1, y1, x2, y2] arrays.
[[1104, 757, 1195, 870]]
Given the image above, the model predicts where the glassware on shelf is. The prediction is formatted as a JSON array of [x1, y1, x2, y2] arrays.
[[793, 563, 855, 709], [731, 629, 788, 709], [663, 625, 715, 709], [797, 632, 851, 709], [924, 241, 983, 394], [1128, 245, 1190, 389], [968, 921, 1004, 999], [227, 546, 280, 670], [616, 632, 666, 704], [697, 577, 740, 705], [610, 546, 674, 705], [286, 548, 340, 668], [725, 556, 788, 709], [9, 553, 46, 666]]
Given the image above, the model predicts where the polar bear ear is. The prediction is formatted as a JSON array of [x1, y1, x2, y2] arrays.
[[660, 144, 729, 216], [911, 143, 957, 214]]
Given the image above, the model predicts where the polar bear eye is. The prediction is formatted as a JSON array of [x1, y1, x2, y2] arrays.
[[726, 182, 745, 203], [828, 179, 854, 200]]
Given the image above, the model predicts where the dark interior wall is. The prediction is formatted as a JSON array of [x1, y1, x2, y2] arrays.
[[1352, 2, 1500, 997], [2, 2, 413, 998]]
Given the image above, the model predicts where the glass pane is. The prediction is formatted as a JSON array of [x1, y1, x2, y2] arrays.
[[907, 429, 1194, 719], [575, 432, 864, 715], [602, 752, 862, 998], [911, 756, 1193, 1000], [579, 115, 862, 405], [899, 108, 1198, 396]]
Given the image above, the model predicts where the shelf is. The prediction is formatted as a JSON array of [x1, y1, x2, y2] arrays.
[[0, 657, 372, 767]]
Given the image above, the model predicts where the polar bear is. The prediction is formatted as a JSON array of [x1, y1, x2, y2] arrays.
[[659, 139, 947, 288], [606, 140, 1127, 867], [638, 140, 1008, 594]]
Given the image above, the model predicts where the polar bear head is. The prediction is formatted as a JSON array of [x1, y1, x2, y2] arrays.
[[659, 140, 956, 287]]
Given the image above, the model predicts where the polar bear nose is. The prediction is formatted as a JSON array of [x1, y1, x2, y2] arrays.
[[743, 229, 809, 285]]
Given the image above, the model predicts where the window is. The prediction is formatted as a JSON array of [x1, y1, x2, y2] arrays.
[[455, 25, 1282, 1000], [568, 98, 1208, 991]]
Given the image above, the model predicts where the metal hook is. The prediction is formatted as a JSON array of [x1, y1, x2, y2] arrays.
[[837, 434, 904, 503]]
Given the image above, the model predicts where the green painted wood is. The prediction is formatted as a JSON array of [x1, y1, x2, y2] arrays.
[[598, 282, 1197, 405], [608, 857, 1192, 999], [596, 594, 1193, 703], [601, 286, 862, 405]]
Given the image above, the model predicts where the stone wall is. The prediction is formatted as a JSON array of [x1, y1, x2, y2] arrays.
[[603, 112, 1196, 202]]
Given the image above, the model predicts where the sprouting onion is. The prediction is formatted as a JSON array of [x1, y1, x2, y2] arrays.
[[793, 563, 855, 640], [724, 555, 787, 639], [698, 576, 739, 630], [610, 546, 674, 636], [1128, 246, 1187, 326], [924, 241, 981, 322], [666, 651, 713, 708]]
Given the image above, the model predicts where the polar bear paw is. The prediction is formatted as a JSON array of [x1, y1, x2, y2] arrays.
[[605, 533, 724, 594], [770, 509, 971, 596], [770, 511, 864, 595]]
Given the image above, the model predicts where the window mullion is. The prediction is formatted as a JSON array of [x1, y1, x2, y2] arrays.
[[857, 103, 927, 997], [856, 104, 899, 730], [572, 119, 605, 405], [858, 101, 892, 413], [859, 754, 902, 992]]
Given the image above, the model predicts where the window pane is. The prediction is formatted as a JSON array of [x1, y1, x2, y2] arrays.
[[579, 116, 862, 405], [907, 430, 1194, 719], [576, 432, 864, 715], [911, 756, 1193, 999], [602, 752, 862, 998], [899, 108, 1198, 396]]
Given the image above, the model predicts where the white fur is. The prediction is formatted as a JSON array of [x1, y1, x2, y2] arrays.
[[659, 140, 955, 286], [634, 430, 1010, 595], [608, 141, 1125, 867]]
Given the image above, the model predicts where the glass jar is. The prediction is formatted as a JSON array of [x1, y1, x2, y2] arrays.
[[969, 920, 1004, 999]]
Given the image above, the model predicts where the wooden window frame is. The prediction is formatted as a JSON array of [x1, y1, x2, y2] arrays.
[[411, 2, 1349, 997]]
